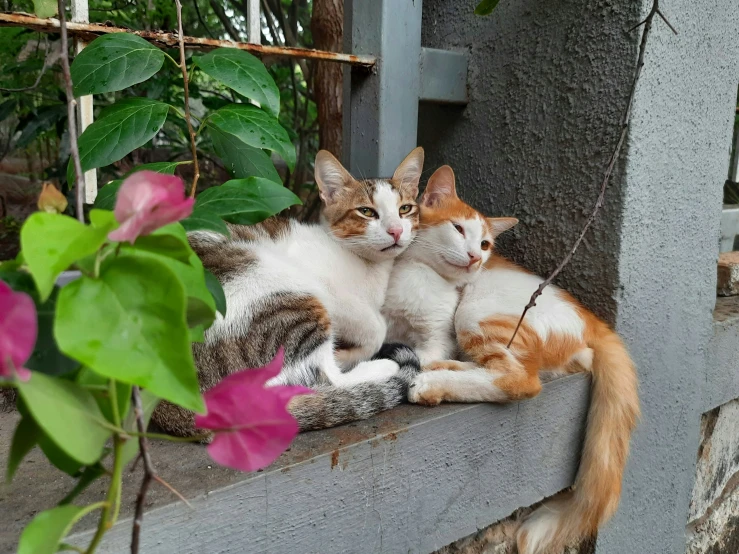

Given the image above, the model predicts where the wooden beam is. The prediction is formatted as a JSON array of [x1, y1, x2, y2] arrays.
[[0, 12, 376, 68], [66, 375, 590, 553]]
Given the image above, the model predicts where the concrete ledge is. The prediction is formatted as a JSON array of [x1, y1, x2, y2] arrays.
[[0, 374, 589, 554], [704, 296, 739, 412], [419, 48, 468, 105]]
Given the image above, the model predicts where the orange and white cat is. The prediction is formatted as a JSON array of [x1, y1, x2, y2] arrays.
[[384, 166, 639, 554]]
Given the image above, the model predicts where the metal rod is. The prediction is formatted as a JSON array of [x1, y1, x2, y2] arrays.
[[0, 12, 376, 67]]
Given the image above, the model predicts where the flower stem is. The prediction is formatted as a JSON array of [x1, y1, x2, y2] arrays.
[[174, 0, 200, 198], [85, 437, 125, 554]]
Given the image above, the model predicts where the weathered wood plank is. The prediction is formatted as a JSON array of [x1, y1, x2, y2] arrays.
[[56, 374, 589, 554]]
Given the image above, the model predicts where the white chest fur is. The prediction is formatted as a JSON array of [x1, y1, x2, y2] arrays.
[[455, 267, 585, 342]]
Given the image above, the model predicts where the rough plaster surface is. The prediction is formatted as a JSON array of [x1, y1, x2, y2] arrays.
[[605, 1, 739, 552], [419, 0, 640, 322], [419, 0, 739, 552]]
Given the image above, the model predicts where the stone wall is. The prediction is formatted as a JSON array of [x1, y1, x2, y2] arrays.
[[434, 398, 739, 554], [686, 399, 739, 554]]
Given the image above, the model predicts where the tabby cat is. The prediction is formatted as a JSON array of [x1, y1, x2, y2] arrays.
[[384, 165, 639, 554], [153, 148, 425, 436]]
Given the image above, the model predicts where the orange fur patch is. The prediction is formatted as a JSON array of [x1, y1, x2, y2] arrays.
[[420, 196, 488, 231]]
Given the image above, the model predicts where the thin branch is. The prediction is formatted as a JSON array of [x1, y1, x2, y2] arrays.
[[0, 12, 375, 67], [264, 0, 309, 78], [260, 0, 280, 45], [506, 0, 676, 348], [208, 0, 241, 42], [0, 38, 53, 92], [57, 0, 86, 222], [153, 474, 193, 509], [193, 0, 216, 38], [174, 0, 200, 198], [130, 387, 155, 554]]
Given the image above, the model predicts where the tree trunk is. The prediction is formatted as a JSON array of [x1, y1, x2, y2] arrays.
[[311, 0, 343, 158]]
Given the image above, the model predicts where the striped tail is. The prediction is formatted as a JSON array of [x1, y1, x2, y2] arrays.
[[289, 344, 421, 431], [517, 325, 640, 553]]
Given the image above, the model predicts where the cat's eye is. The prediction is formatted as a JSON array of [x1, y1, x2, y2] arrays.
[[481, 240, 491, 250], [453, 223, 465, 236], [399, 204, 414, 215], [357, 207, 378, 218]]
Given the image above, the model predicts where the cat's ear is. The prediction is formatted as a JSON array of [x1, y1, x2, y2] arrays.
[[421, 165, 457, 207], [488, 217, 519, 237], [315, 150, 354, 204], [392, 147, 424, 197]]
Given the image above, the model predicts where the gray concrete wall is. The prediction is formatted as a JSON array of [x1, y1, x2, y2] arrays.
[[418, 0, 640, 322], [418, 0, 739, 552]]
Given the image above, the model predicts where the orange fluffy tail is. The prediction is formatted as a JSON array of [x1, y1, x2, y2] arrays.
[[517, 324, 640, 553]]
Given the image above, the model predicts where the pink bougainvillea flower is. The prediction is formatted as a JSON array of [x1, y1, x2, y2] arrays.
[[0, 280, 37, 382], [108, 170, 194, 243], [195, 348, 312, 472]]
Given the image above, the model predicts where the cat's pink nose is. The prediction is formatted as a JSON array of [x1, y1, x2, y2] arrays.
[[468, 252, 481, 265], [387, 226, 403, 243]]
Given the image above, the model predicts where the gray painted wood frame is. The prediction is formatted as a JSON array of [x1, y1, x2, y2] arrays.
[[42, 376, 587, 553]]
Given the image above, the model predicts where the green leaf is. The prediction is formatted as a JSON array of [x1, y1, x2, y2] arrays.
[[6, 417, 40, 482], [38, 433, 83, 476], [18, 504, 97, 554], [189, 324, 206, 343], [54, 257, 204, 412], [181, 206, 231, 236], [75, 98, 169, 176], [92, 180, 122, 210], [474, 0, 500, 16], [204, 269, 226, 317], [186, 297, 216, 328], [122, 160, 190, 178], [32, 0, 57, 18], [77, 369, 132, 424], [116, 242, 217, 336], [71, 33, 165, 96], [59, 462, 107, 505], [16, 105, 66, 149], [0, 99, 16, 122], [131, 223, 193, 263], [208, 125, 281, 183], [17, 373, 111, 465], [195, 177, 301, 225], [27, 286, 79, 377], [208, 104, 295, 170], [20, 211, 117, 301], [195, 49, 280, 117]]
